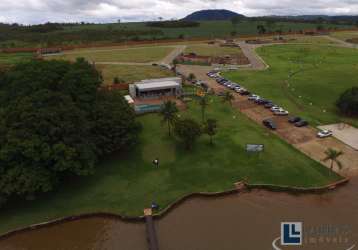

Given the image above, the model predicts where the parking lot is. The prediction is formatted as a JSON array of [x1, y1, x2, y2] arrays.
[[182, 67, 358, 177]]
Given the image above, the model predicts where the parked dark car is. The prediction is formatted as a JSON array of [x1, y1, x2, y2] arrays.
[[263, 119, 277, 130], [289, 117, 302, 124], [295, 120, 309, 127], [240, 90, 251, 95], [256, 99, 271, 105], [264, 102, 275, 108]]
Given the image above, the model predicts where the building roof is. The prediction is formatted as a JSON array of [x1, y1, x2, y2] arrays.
[[136, 81, 180, 91], [140, 77, 181, 84]]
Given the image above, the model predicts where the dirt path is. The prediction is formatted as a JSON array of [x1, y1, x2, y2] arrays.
[[159, 45, 186, 65], [324, 35, 358, 48]]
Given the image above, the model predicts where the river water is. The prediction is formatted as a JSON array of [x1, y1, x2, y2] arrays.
[[0, 178, 357, 250]]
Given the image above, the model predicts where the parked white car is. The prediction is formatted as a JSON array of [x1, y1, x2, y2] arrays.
[[317, 130, 333, 138], [248, 94, 260, 101], [271, 106, 283, 112], [274, 110, 289, 116]]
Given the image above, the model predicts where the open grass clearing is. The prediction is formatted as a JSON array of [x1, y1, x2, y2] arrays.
[[97, 64, 175, 84], [284, 35, 339, 45], [184, 44, 243, 57], [224, 44, 358, 127], [0, 52, 34, 65], [331, 31, 358, 42], [0, 95, 340, 234], [47, 46, 174, 63]]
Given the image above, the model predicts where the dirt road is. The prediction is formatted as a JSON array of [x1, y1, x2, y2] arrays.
[[160, 45, 186, 65], [324, 35, 358, 48], [238, 42, 268, 70]]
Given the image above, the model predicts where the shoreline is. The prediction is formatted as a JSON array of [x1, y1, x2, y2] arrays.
[[0, 177, 349, 241]]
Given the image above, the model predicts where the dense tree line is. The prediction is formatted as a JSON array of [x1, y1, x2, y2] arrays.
[[146, 20, 200, 28], [0, 59, 141, 206], [0, 23, 164, 47]]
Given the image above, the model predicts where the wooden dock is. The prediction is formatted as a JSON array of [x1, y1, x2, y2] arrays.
[[144, 208, 159, 250]]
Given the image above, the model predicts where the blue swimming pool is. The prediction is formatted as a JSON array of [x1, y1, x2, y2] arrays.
[[135, 104, 162, 114]]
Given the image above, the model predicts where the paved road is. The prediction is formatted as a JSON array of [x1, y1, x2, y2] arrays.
[[238, 42, 268, 70]]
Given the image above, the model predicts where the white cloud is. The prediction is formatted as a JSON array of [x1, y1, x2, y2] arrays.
[[0, 0, 357, 24]]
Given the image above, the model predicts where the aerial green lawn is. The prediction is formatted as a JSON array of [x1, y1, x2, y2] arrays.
[[224, 44, 358, 127], [0, 52, 34, 65], [97, 64, 175, 84], [47, 46, 174, 63], [185, 44, 243, 57], [0, 95, 340, 234]]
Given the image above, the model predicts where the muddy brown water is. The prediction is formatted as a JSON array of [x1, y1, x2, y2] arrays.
[[0, 178, 357, 250]]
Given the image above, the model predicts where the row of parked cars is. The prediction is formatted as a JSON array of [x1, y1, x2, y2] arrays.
[[207, 71, 250, 96], [207, 71, 332, 138]]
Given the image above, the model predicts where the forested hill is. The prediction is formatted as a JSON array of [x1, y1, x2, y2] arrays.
[[183, 9, 245, 21]]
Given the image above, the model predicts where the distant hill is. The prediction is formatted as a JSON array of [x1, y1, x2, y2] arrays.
[[183, 9, 245, 21]]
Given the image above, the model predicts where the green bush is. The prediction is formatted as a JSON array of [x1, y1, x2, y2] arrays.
[[336, 87, 358, 116]]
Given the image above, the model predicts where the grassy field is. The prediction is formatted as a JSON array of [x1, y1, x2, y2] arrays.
[[331, 31, 358, 41], [0, 52, 34, 65], [284, 35, 338, 45], [47, 46, 174, 63], [224, 44, 358, 127], [97, 64, 175, 84], [185, 44, 243, 57], [0, 95, 340, 234]]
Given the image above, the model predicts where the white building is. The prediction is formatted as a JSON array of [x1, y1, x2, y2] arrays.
[[129, 77, 182, 99]]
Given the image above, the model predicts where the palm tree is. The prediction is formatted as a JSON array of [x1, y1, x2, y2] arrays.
[[323, 148, 344, 173], [204, 119, 218, 145], [188, 73, 196, 83], [223, 91, 234, 106], [199, 96, 208, 122], [159, 101, 178, 136]]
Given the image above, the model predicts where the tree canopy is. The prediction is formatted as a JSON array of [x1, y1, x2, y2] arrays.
[[0, 59, 140, 205], [174, 118, 202, 150], [336, 87, 358, 116]]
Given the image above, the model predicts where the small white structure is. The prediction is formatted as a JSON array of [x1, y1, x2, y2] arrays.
[[124, 95, 134, 104], [129, 77, 182, 99]]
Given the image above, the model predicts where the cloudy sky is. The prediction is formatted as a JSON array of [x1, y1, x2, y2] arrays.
[[0, 0, 358, 24]]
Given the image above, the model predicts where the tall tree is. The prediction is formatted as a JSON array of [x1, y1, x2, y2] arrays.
[[323, 148, 344, 173], [188, 73, 196, 82], [223, 91, 235, 106], [159, 100, 178, 136], [257, 25, 266, 35], [204, 119, 218, 145], [0, 59, 140, 206], [174, 118, 202, 150], [199, 96, 208, 122]]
